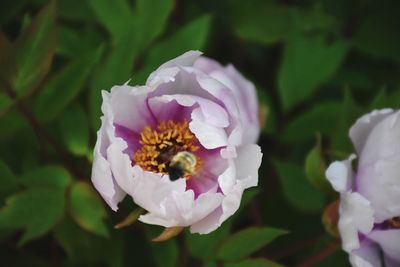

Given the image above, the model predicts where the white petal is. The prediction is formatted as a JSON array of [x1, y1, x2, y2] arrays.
[[356, 110, 400, 222], [91, 93, 126, 210], [218, 159, 236, 195], [338, 192, 374, 252], [189, 108, 228, 149], [190, 207, 223, 234], [368, 229, 400, 262], [325, 154, 356, 193], [147, 51, 203, 87], [349, 108, 393, 154], [350, 239, 380, 267], [235, 144, 262, 187], [107, 85, 156, 132]]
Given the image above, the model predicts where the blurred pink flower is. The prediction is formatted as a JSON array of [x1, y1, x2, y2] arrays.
[[91, 51, 262, 234], [326, 109, 400, 266]]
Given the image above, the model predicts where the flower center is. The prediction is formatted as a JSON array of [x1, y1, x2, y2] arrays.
[[134, 120, 203, 179], [387, 217, 400, 228]]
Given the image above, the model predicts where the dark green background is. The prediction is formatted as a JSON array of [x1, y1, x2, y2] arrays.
[[1, 0, 399, 266]]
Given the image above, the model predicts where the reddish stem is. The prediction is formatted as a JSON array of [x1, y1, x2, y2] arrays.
[[296, 241, 340, 267]]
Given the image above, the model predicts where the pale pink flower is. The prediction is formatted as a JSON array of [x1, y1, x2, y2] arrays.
[[91, 51, 262, 234], [326, 109, 400, 266]]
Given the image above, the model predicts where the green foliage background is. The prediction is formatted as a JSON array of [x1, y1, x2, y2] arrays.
[[0, 0, 399, 266]]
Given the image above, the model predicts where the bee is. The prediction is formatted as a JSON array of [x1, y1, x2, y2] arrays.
[[168, 151, 197, 181]]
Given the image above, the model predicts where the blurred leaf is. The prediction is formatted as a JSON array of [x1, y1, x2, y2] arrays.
[[132, 15, 212, 84], [257, 89, 276, 134], [86, 0, 132, 41], [0, 0, 26, 24], [322, 200, 339, 238], [186, 222, 231, 261], [152, 226, 183, 242], [224, 258, 283, 267], [203, 263, 218, 267], [217, 227, 288, 261], [331, 89, 361, 153], [231, 3, 335, 45], [58, 0, 95, 21], [34, 46, 103, 122], [273, 160, 325, 213], [0, 160, 19, 202], [0, 109, 27, 139], [305, 136, 331, 193], [114, 207, 144, 229], [11, 1, 56, 96], [59, 104, 90, 156], [19, 165, 72, 189], [89, 33, 137, 130], [278, 34, 348, 111], [368, 87, 388, 110], [54, 218, 124, 267], [57, 25, 103, 58], [0, 187, 66, 245], [133, 0, 174, 52], [146, 226, 178, 267], [186, 188, 259, 261], [354, 4, 400, 61], [69, 181, 109, 237], [283, 102, 341, 142], [0, 32, 14, 114]]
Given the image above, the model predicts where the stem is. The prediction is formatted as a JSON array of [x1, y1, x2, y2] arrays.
[[296, 241, 340, 267], [1, 79, 84, 178]]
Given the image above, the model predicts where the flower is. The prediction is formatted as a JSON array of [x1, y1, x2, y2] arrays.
[[325, 109, 400, 266], [91, 51, 262, 234]]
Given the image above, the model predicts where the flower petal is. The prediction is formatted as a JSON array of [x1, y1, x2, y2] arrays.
[[338, 192, 374, 252], [350, 239, 380, 267], [349, 108, 393, 154], [354, 111, 400, 222], [325, 154, 356, 193], [147, 50, 203, 87], [368, 229, 400, 263]]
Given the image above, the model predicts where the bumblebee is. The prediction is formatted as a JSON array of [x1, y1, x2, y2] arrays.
[[168, 151, 197, 181]]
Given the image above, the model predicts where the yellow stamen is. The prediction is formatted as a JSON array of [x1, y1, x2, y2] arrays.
[[134, 120, 202, 177]]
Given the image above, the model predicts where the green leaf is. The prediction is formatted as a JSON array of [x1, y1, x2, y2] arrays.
[[146, 226, 178, 267], [0, 109, 27, 139], [11, 1, 56, 95], [57, 25, 103, 58], [58, 0, 95, 21], [304, 135, 332, 193], [59, 104, 90, 156], [0, 161, 19, 202], [132, 15, 212, 84], [34, 46, 103, 123], [283, 102, 341, 142], [354, 4, 400, 61], [89, 33, 138, 131], [278, 34, 348, 110], [273, 160, 325, 213], [54, 218, 124, 267], [231, 3, 335, 45], [186, 222, 231, 261], [86, 0, 132, 41], [331, 90, 361, 153], [225, 258, 284, 267], [0, 32, 14, 114], [0, 187, 66, 245], [19, 165, 72, 190], [69, 181, 109, 237], [217, 227, 288, 261], [133, 0, 174, 52], [186, 188, 259, 261]]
